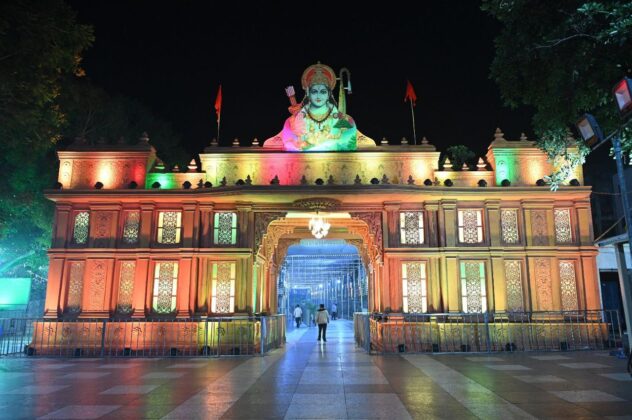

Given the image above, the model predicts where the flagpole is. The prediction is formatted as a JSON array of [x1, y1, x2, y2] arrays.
[[217, 114, 221, 144], [409, 100, 416, 145]]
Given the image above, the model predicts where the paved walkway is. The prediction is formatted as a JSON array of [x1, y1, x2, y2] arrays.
[[0, 320, 630, 419]]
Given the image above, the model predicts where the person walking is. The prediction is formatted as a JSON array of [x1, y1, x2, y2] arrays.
[[293, 304, 303, 328], [331, 302, 338, 320], [315, 303, 330, 342]]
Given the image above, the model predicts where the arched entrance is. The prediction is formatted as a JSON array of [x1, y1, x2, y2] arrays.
[[279, 239, 367, 323], [254, 215, 382, 315]]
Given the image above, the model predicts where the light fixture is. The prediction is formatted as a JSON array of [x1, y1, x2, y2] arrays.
[[575, 113, 604, 148], [308, 212, 330, 239], [613, 77, 632, 118]]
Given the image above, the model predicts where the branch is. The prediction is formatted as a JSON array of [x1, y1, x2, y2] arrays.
[[534, 33, 597, 49]]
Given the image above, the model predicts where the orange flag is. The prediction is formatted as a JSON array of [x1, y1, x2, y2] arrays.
[[214, 85, 222, 123], [404, 80, 417, 106]]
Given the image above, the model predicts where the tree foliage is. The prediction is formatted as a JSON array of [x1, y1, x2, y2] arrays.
[[0, 0, 93, 275], [482, 0, 632, 187], [442, 145, 476, 170]]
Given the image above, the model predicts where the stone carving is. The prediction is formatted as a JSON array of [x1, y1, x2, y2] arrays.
[[122, 211, 140, 244], [534, 258, 552, 310], [117, 261, 136, 314], [87, 260, 107, 311], [73, 212, 90, 245], [215, 212, 236, 245], [213, 262, 235, 313], [349, 212, 383, 249], [554, 209, 573, 244], [159, 211, 180, 244], [559, 261, 579, 311], [154, 262, 177, 314], [403, 262, 427, 313], [462, 262, 484, 313], [459, 210, 482, 244], [254, 212, 285, 252], [531, 210, 548, 246], [67, 261, 85, 313], [400, 212, 424, 245], [504, 260, 524, 311], [501, 209, 519, 244]]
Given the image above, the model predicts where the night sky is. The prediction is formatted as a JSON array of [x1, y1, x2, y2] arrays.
[[68, 2, 534, 159]]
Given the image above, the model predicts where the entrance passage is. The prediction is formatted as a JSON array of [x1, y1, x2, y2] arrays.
[[278, 239, 368, 325]]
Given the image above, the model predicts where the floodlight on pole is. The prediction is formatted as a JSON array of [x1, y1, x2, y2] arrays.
[[613, 77, 632, 118], [576, 113, 605, 149]]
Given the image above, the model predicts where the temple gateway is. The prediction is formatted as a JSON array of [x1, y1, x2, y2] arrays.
[[39, 64, 605, 354]]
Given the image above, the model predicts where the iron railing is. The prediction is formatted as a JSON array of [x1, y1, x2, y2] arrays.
[[0, 315, 286, 358], [354, 310, 622, 354]]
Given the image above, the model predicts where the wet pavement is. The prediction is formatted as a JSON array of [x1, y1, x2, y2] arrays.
[[0, 320, 630, 419]]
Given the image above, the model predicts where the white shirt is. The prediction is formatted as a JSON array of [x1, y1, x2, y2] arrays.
[[293, 307, 302, 317]]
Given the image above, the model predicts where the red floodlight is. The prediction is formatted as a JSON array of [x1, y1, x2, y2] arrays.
[[613, 77, 632, 118]]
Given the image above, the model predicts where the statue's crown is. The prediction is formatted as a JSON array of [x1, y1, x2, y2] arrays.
[[301, 62, 336, 91]]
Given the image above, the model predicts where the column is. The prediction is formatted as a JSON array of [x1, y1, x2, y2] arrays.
[[181, 202, 197, 248], [199, 204, 214, 248], [425, 202, 439, 248], [237, 204, 253, 248], [43, 257, 65, 318], [176, 257, 192, 317], [442, 200, 457, 247], [615, 243, 632, 350], [486, 200, 501, 247], [52, 204, 71, 248], [576, 201, 594, 246], [490, 257, 505, 312], [580, 256, 600, 311], [446, 256, 459, 312], [131, 258, 149, 318], [383, 202, 400, 248], [139, 203, 154, 248]]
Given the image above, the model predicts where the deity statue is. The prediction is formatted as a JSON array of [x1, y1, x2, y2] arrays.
[[264, 63, 359, 152]]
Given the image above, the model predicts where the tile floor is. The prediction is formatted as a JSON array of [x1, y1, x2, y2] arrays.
[[0, 320, 630, 419]]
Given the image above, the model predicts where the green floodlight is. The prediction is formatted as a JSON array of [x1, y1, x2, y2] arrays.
[[575, 113, 605, 150]]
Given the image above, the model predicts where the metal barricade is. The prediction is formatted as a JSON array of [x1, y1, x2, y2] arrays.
[[0, 315, 286, 358], [353, 310, 622, 354]]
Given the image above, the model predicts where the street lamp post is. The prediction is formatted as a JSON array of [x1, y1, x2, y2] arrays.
[[576, 77, 632, 350]]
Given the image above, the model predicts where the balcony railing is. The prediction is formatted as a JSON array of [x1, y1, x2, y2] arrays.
[[354, 310, 622, 354], [0, 315, 286, 358]]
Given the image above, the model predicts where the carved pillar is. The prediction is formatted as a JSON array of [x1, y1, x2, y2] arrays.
[[175, 257, 192, 317], [53, 204, 71, 248], [576, 201, 594, 246], [181, 202, 197, 248], [131, 258, 149, 318], [424, 202, 439, 248], [442, 200, 457, 247], [44, 257, 65, 318], [80, 259, 114, 318], [581, 256, 600, 311], [139, 203, 155, 248], [446, 256, 459, 312], [490, 257, 505, 312], [237, 204, 253, 248], [486, 200, 501, 247], [199, 204, 214, 248], [428, 257, 441, 312], [383, 202, 400, 248]]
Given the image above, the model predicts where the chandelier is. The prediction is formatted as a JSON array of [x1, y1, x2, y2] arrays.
[[308, 213, 331, 239]]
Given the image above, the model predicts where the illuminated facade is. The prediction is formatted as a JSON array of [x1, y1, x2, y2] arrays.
[[40, 63, 601, 353], [44, 128, 597, 320]]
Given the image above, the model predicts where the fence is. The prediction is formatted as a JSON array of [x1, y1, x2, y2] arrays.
[[0, 315, 285, 358], [354, 310, 622, 354]]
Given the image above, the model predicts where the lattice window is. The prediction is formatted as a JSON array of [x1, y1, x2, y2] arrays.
[[402, 262, 427, 313], [501, 209, 520, 244], [504, 260, 524, 311], [458, 210, 483, 244], [559, 261, 579, 311], [152, 262, 178, 314], [400, 212, 424, 245], [211, 262, 236, 313], [157, 211, 182, 244], [460, 261, 487, 313], [117, 261, 136, 314], [554, 209, 573, 244], [122, 211, 140, 244], [66, 261, 85, 313], [73, 211, 90, 244], [214, 212, 237, 245]]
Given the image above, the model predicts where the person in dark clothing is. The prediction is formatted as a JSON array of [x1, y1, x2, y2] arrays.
[[315, 303, 330, 342]]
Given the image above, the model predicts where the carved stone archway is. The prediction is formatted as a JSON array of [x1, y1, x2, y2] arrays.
[[255, 216, 383, 314]]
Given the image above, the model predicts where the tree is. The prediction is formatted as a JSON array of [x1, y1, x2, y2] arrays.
[[0, 0, 93, 276], [482, 1, 632, 187], [58, 79, 189, 167], [442, 145, 476, 170]]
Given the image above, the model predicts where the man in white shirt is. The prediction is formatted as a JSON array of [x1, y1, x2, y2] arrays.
[[293, 304, 303, 328]]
